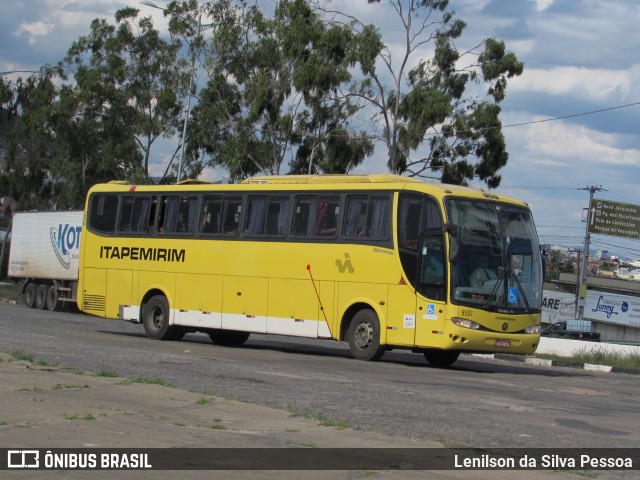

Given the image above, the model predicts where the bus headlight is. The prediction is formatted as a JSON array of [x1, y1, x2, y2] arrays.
[[451, 317, 482, 330], [525, 325, 541, 334]]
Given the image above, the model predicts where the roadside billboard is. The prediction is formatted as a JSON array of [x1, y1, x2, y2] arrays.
[[542, 291, 575, 324], [584, 290, 640, 328]]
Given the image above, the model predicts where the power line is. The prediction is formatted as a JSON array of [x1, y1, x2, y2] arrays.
[[501, 102, 640, 129]]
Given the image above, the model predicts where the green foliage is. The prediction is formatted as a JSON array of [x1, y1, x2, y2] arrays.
[[188, 0, 372, 180], [348, 0, 523, 187], [0, 72, 58, 209], [58, 7, 190, 197], [1, 0, 522, 208]]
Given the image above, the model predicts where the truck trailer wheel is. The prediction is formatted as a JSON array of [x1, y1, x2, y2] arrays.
[[35, 284, 48, 310], [46, 285, 63, 311], [24, 283, 37, 308]]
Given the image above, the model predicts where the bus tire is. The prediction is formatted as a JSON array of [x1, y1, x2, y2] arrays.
[[208, 329, 250, 346], [35, 284, 48, 310], [347, 309, 385, 361], [423, 349, 460, 367], [143, 295, 177, 341], [24, 282, 37, 308], [46, 285, 62, 311]]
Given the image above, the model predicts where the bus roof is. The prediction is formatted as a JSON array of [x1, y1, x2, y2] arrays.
[[90, 175, 528, 206], [242, 174, 422, 185]]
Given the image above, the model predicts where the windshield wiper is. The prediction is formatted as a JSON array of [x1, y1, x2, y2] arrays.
[[484, 268, 507, 310], [510, 268, 531, 310]]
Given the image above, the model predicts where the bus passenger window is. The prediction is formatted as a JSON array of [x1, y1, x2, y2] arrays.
[[118, 196, 151, 234], [200, 196, 223, 234], [343, 195, 390, 239], [88, 194, 118, 234], [292, 197, 314, 236], [159, 196, 198, 234], [265, 196, 290, 236], [245, 196, 268, 236], [315, 197, 340, 237], [222, 198, 241, 235]]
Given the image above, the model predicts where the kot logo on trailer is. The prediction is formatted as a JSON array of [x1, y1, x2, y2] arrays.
[[50, 223, 82, 270]]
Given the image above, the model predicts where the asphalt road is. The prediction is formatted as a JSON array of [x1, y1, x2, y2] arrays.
[[1, 302, 639, 450]]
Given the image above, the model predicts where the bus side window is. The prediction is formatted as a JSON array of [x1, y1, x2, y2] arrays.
[[222, 197, 241, 235], [314, 196, 340, 237], [88, 194, 118, 234], [292, 196, 314, 237], [245, 196, 268, 236], [159, 195, 197, 234], [367, 196, 390, 238], [265, 196, 290, 236], [177, 196, 198, 234], [119, 196, 151, 234], [343, 195, 390, 239], [343, 195, 368, 237], [200, 196, 222, 234]]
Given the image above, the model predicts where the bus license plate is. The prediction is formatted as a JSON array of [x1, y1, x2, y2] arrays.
[[496, 339, 511, 348]]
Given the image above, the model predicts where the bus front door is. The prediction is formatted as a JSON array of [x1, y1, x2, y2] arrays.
[[414, 233, 447, 348]]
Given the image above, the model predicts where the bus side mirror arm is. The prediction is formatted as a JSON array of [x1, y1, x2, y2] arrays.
[[444, 223, 460, 264]]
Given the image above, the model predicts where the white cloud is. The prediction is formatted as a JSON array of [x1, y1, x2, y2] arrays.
[[533, 0, 554, 12], [14, 21, 54, 44], [522, 119, 640, 168], [510, 67, 633, 102]]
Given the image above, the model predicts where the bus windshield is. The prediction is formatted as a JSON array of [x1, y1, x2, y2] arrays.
[[446, 199, 542, 313]]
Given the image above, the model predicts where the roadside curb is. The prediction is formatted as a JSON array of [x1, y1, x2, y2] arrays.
[[476, 353, 640, 375]]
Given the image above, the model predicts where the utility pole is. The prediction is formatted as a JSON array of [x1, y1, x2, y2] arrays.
[[576, 185, 606, 319]]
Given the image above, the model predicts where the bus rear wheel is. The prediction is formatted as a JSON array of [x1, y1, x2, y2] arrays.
[[208, 329, 250, 346], [35, 284, 48, 310], [423, 349, 460, 367], [24, 282, 37, 308], [347, 309, 385, 361], [143, 295, 179, 341]]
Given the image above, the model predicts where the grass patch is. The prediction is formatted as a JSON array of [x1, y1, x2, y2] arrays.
[[10, 350, 34, 362], [119, 375, 176, 388], [285, 404, 350, 430], [52, 384, 90, 390], [10, 350, 58, 367], [207, 425, 226, 430], [33, 358, 59, 367], [534, 346, 640, 370], [196, 397, 214, 406], [63, 412, 95, 421], [94, 370, 118, 378], [17, 386, 43, 393]]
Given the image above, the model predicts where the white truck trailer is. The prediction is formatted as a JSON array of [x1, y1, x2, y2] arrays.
[[7, 211, 83, 310]]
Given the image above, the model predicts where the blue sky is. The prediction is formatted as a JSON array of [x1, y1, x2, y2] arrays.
[[1, 0, 639, 260]]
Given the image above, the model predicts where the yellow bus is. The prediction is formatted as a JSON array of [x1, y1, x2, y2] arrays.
[[78, 174, 543, 366]]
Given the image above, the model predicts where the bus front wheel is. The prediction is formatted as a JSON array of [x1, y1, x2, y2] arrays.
[[423, 349, 460, 367], [347, 309, 385, 361], [143, 295, 179, 341]]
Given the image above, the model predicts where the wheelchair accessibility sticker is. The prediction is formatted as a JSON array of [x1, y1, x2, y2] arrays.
[[422, 303, 438, 320], [508, 288, 518, 304]]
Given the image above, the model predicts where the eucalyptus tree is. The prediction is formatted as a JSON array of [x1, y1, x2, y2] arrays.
[[177, 0, 371, 180], [0, 71, 58, 210], [328, 0, 523, 187], [60, 7, 190, 187]]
